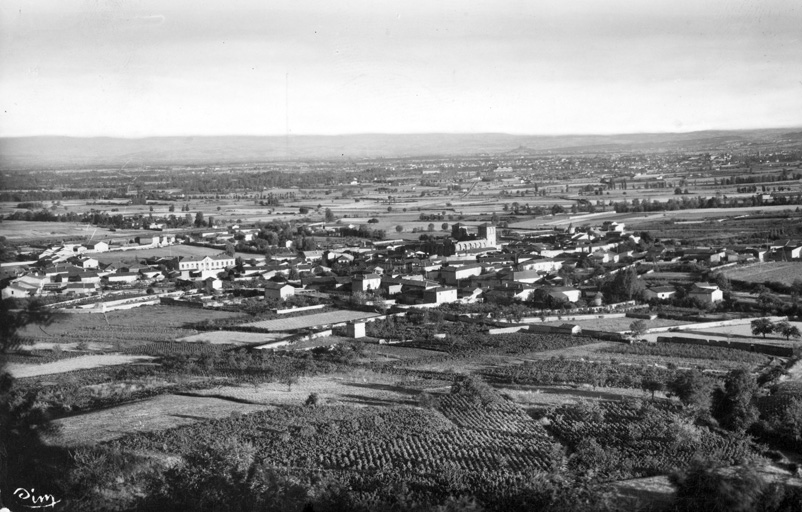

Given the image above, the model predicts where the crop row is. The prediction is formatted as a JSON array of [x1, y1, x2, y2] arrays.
[[121, 342, 232, 356], [600, 342, 771, 365], [481, 359, 678, 389], [547, 402, 756, 471], [112, 405, 562, 476], [436, 395, 551, 437]]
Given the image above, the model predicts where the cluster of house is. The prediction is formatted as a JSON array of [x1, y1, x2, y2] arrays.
[[2, 220, 799, 308], [0, 240, 227, 300]]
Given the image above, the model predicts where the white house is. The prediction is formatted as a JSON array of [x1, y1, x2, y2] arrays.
[[688, 283, 724, 304], [352, 273, 382, 293], [265, 281, 295, 300], [423, 286, 458, 304]]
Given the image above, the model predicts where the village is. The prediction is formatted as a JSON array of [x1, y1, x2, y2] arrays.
[[3, 213, 801, 346]]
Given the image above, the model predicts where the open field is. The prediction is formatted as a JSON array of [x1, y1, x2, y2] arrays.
[[91, 244, 230, 265], [0, 218, 176, 243], [44, 393, 275, 446], [544, 317, 690, 332], [682, 320, 802, 345], [7, 354, 156, 378], [178, 331, 286, 345], [44, 371, 437, 447], [240, 309, 381, 331], [723, 262, 802, 286], [0, 220, 136, 242], [16, 306, 246, 351], [508, 205, 802, 230]]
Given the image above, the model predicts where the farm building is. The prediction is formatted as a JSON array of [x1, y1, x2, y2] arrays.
[[87, 241, 110, 252], [69, 256, 99, 269], [1, 284, 32, 299], [545, 286, 581, 303], [265, 281, 296, 300], [688, 283, 724, 304], [644, 286, 677, 301]]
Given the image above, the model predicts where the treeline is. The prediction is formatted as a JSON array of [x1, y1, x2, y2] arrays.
[[613, 193, 802, 213]]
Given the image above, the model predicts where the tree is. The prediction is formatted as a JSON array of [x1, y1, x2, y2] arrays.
[[224, 242, 236, 257], [713, 368, 759, 432], [775, 321, 801, 341], [324, 208, 335, 222], [629, 320, 648, 338], [667, 369, 714, 413], [750, 318, 775, 338], [670, 460, 767, 512], [194, 211, 205, 228], [395, 225, 404, 233], [441, 222, 449, 231]]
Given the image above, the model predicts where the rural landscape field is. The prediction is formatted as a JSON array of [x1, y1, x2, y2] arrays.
[[3, 1, 802, 511], [3, 126, 802, 512]]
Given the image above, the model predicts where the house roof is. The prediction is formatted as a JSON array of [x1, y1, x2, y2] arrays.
[[265, 281, 293, 289]]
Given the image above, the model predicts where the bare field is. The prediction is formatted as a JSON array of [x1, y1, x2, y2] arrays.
[[44, 393, 274, 446], [7, 354, 156, 378], [240, 310, 381, 331], [723, 262, 802, 286]]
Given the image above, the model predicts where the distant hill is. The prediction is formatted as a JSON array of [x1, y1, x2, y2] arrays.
[[0, 129, 799, 169]]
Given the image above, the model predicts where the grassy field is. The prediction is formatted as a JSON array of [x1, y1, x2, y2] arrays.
[[724, 262, 802, 286]]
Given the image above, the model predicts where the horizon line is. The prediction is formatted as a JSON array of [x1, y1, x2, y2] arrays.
[[2, 125, 802, 140]]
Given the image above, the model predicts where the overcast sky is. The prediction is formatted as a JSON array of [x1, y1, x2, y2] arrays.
[[1, 0, 800, 137]]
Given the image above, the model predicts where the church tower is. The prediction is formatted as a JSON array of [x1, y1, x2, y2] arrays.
[[478, 224, 496, 246]]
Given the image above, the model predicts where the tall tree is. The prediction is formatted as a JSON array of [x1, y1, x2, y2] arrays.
[[750, 318, 775, 338]]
